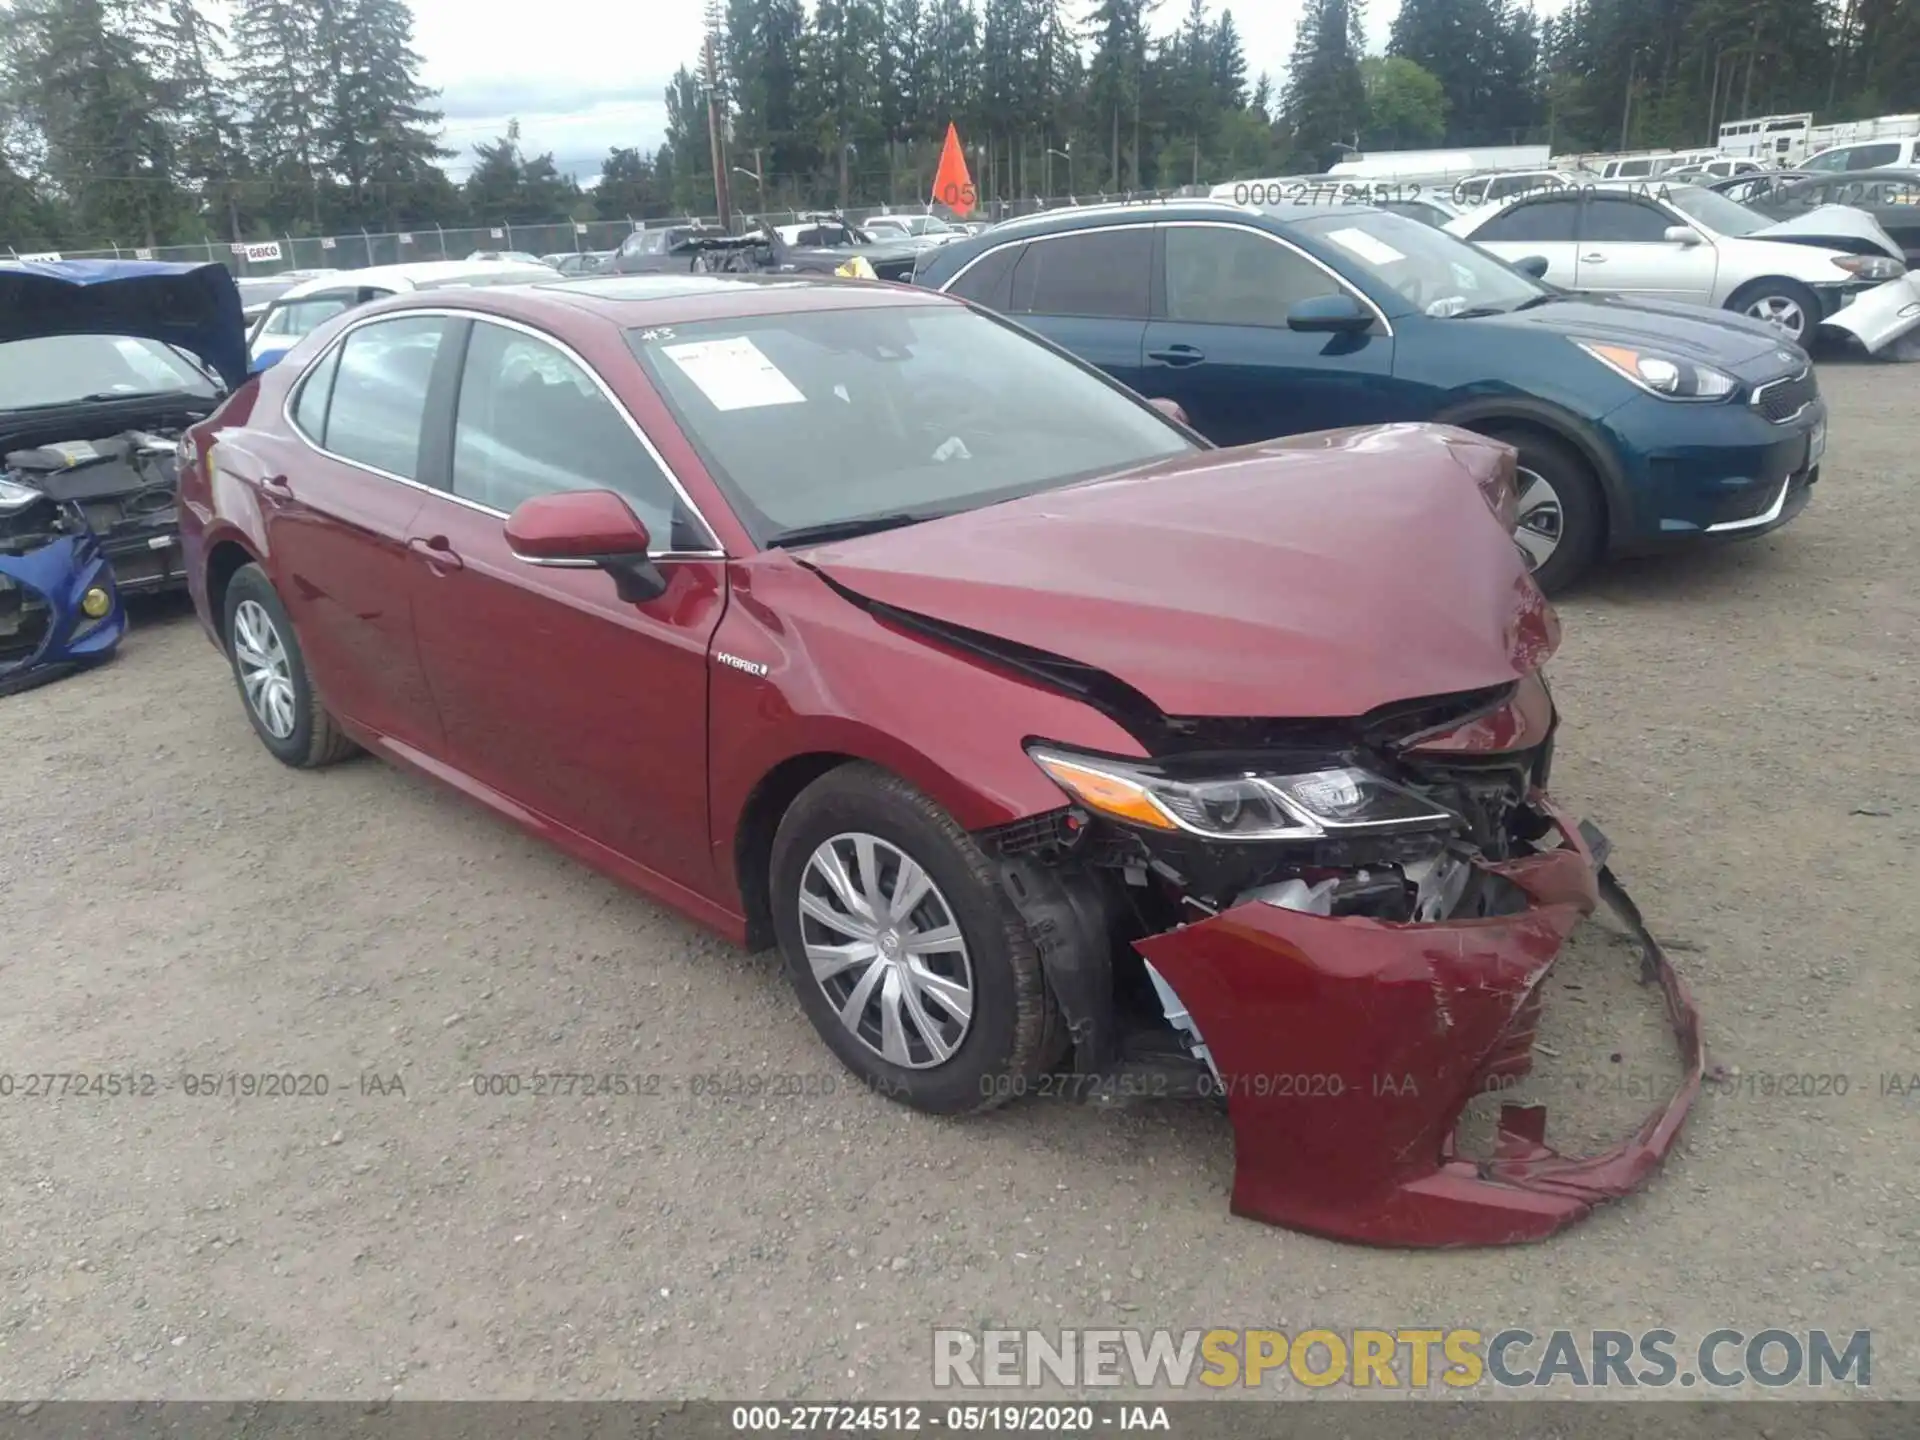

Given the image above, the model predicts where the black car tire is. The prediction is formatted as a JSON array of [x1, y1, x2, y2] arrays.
[[1480, 427, 1604, 595], [1726, 277, 1822, 347], [769, 762, 1060, 1116], [223, 563, 357, 769]]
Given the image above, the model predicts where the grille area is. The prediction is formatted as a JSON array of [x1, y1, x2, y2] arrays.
[[1751, 368, 1818, 424], [0, 574, 52, 669]]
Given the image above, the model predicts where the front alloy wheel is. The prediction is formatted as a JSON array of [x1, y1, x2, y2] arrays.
[[798, 832, 975, 1068], [1512, 465, 1565, 575], [233, 598, 296, 739], [1744, 292, 1809, 340]]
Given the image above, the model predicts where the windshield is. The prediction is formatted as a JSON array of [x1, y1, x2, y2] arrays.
[[1295, 210, 1545, 317], [0, 334, 219, 410], [1662, 184, 1770, 237], [629, 305, 1195, 546]]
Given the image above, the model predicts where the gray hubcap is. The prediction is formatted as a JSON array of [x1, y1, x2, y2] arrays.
[[1745, 293, 1808, 340], [1513, 465, 1564, 573], [233, 599, 296, 740], [798, 832, 974, 1069]]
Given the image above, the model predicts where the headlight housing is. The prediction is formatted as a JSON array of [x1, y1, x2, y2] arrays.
[[1832, 253, 1906, 282], [1027, 746, 1459, 841], [1575, 341, 1737, 400]]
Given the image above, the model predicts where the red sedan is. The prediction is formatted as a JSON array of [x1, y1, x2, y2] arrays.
[[178, 274, 1701, 1247]]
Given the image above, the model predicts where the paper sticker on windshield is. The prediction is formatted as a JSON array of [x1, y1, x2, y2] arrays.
[[660, 336, 805, 411], [1324, 227, 1406, 266]]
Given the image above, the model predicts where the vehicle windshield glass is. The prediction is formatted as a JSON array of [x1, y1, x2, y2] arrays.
[[1662, 184, 1770, 236], [0, 334, 219, 409], [628, 305, 1196, 546], [1294, 210, 1545, 316]]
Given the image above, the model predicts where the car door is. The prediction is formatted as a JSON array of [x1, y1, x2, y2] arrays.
[[1138, 220, 1395, 446], [268, 314, 450, 750], [1574, 193, 1718, 302], [1001, 226, 1153, 393], [402, 316, 727, 892], [1463, 194, 1583, 286]]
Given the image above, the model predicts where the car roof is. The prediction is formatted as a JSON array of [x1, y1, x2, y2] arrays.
[[274, 259, 554, 299], [363, 272, 961, 331], [957, 199, 1376, 240]]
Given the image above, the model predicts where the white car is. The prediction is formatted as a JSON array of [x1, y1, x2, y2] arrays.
[[1802, 136, 1920, 173], [1445, 180, 1920, 350], [247, 259, 558, 364], [862, 214, 968, 244]]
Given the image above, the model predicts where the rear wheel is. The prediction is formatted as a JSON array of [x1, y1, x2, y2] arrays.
[[223, 563, 357, 768], [769, 763, 1059, 1115], [1727, 277, 1820, 345], [1480, 429, 1605, 594]]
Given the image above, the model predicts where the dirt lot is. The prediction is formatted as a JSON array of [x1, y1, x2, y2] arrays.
[[2, 359, 1916, 1403]]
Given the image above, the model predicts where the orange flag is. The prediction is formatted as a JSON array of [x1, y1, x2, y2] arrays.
[[931, 122, 976, 217]]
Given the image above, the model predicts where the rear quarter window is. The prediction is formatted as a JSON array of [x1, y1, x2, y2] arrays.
[[943, 244, 1021, 310]]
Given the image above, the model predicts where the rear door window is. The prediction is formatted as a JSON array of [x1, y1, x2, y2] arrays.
[[1008, 229, 1151, 318], [320, 316, 449, 480]]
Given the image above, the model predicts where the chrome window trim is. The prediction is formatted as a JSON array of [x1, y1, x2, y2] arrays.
[[937, 217, 1394, 337], [278, 306, 729, 560], [1157, 220, 1395, 337]]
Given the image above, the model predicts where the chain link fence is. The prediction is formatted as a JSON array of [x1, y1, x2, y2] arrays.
[[5, 188, 1203, 277]]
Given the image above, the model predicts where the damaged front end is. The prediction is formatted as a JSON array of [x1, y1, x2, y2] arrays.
[[984, 674, 1702, 1248], [0, 477, 124, 696]]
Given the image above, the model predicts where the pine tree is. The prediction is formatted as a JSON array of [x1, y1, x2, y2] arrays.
[[231, 0, 325, 228], [1283, 0, 1368, 167], [325, 0, 445, 228]]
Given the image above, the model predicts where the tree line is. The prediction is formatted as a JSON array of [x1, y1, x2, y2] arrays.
[[0, 0, 1903, 252]]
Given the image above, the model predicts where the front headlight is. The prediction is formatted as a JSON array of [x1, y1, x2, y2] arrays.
[[0, 477, 45, 514], [1832, 254, 1906, 282], [1575, 340, 1737, 400], [1027, 746, 1458, 841]]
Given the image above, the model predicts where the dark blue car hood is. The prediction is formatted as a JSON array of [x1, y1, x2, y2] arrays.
[[0, 259, 249, 391], [1476, 293, 1805, 376]]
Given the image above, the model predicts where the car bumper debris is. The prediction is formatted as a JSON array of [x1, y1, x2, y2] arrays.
[[1824, 271, 1920, 353]]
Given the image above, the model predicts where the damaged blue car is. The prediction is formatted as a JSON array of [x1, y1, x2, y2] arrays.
[[0, 259, 247, 695]]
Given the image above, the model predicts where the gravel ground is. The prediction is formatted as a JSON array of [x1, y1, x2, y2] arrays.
[[1, 359, 1915, 1403]]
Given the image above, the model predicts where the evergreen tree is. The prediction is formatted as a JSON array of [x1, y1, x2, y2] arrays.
[[1284, 0, 1368, 167], [325, 0, 446, 227]]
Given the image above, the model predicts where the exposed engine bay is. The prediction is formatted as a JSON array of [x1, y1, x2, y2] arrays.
[[2, 429, 187, 595], [972, 671, 1703, 1247]]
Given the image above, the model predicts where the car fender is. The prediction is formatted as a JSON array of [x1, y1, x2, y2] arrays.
[[1428, 394, 1636, 548], [1716, 235, 1852, 290]]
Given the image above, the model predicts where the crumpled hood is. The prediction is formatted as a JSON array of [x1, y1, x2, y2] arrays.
[[1752, 204, 1904, 262], [0, 259, 248, 391], [802, 424, 1560, 720], [1481, 293, 1804, 372]]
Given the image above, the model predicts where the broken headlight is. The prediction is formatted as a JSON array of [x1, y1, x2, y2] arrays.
[[1027, 746, 1459, 841]]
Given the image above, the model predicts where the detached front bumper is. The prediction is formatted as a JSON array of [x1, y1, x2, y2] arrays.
[[0, 532, 125, 696], [1133, 806, 1702, 1248], [1822, 271, 1920, 354]]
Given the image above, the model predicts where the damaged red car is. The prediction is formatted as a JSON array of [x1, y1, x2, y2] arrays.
[[177, 274, 1702, 1247]]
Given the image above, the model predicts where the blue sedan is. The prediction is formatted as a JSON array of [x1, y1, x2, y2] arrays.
[[912, 201, 1825, 591]]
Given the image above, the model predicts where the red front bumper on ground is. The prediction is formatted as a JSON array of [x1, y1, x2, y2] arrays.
[[1133, 809, 1703, 1247]]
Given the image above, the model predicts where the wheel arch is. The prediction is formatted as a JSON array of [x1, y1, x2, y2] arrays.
[[1433, 396, 1629, 549], [732, 751, 864, 953], [204, 535, 262, 644]]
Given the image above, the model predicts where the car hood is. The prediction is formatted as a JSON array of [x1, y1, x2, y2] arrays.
[[0, 259, 248, 390], [1751, 204, 1904, 261], [800, 424, 1559, 721], [1475, 293, 1804, 372]]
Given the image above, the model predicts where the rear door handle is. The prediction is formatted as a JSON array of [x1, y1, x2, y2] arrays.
[[408, 534, 464, 572], [1147, 345, 1205, 366], [1581, 253, 1607, 263]]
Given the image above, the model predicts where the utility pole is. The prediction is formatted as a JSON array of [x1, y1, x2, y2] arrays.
[[703, 32, 732, 230], [1620, 50, 1637, 151]]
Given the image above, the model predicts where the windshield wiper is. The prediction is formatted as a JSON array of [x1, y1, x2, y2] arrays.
[[4, 388, 196, 411], [765, 511, 949, 549], [1510, 293, 1560, 311], [1449, 304, 1512, 319]]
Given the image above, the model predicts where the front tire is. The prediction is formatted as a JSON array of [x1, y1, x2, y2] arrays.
[[1727, 277, 1820, 346], [222, 563, 357, 768], [769, 763, 1059, 1115], [1480, 428, 1604, 594]]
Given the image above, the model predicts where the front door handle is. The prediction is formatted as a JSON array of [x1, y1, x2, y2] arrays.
[[260, 473, 293, 497], [408, 534, 464, 572], [1147, 344, 1206, 366], [1581, 253, 1607, 263]]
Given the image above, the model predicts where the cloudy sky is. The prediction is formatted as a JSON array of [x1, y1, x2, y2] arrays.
[[419, 0, 1384, 181]]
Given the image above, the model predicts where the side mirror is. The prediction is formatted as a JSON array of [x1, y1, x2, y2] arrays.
[[505, 490, 667, 604], [1146, 396, 1190, 426], [1664, 225, 1704, 246], [1286, 293, 1374, 334], [1515, 255, 1551, 279]]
